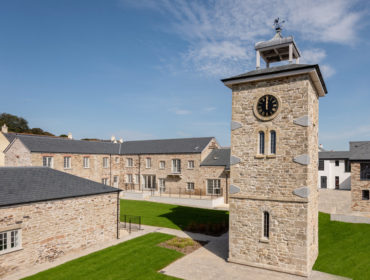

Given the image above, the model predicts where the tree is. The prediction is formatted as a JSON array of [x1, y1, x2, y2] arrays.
[[0, 113, 29, 133]]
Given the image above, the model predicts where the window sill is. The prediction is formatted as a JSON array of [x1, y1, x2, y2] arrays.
[[83, 167, 90, 169], [259, 238, 269, 243], [0, 247, 23, 256], [255, 154, 265, 159], [266, 154, 276, 159], [64, 168, 72, 170]]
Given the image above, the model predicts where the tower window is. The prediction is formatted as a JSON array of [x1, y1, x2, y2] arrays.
[[263, 211, 270, 239], [259, 131, 265, 155], [270, 130, 276, 154]]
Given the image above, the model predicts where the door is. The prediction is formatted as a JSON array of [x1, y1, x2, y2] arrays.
[[335, 176, 339, 189], [321, 176, 327, 189]]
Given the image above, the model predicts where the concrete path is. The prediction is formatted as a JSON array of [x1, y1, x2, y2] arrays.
[[318, 189, 351, 214], [161, 232, 350, 280]]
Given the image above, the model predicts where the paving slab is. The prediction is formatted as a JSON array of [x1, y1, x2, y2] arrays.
[[161, 232, 350, 280]]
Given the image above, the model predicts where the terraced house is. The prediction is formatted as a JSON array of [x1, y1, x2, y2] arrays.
[[1, 128, 231, 203]]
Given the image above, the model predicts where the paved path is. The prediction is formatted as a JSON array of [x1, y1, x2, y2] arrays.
[[161, 232, 350, 280]]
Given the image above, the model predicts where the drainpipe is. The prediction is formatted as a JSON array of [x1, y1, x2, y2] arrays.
[[110, 154, 112, 186], [116, 191, 120, 239], [225, 170, 229, 204], [138, 154, 141, 191]]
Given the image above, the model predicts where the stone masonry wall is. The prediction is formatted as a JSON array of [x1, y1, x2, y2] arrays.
[[0, 193, 118, 279], [229, 74, 319, 276], [4, 138, 31, 167], [351, 162, 370, 212]]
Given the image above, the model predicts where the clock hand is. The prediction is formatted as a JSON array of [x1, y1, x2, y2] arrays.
[[265, 96, 268, 110]]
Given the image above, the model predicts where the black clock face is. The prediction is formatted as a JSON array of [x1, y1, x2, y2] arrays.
[[256, 95, 279, 117]]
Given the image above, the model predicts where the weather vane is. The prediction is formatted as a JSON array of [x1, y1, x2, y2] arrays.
[[273, 18, 285, 34]]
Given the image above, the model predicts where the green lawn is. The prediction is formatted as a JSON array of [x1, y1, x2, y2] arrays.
[[120, 199, 228, 232], [23, 233, 182, 280], [314, 212, 370, 280]]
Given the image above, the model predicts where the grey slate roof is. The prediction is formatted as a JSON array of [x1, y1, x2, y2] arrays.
[[120, 137, 214, 155], [3, 132, 16, 143], [221, 64, 327, 94], [0, 167, 120, 207], [200, 148, 231, 170], [349, 141, 370, 160], [319, 151, 350, 160], [5, 134, 214, 155]]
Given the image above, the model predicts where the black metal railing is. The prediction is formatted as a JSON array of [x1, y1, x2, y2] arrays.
[[121, 214, 141, 233], [158, 187, 223, 199]]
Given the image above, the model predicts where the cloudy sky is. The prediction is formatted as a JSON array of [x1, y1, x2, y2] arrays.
[[1, 0, 370, 150]]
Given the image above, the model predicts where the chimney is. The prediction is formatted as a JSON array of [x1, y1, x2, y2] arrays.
[[111, 135, 117, 143], [319, 144, 323, 149], [1, 124, 8, 134], [119, 138, 123, 143], [67, 132, 73, 139]]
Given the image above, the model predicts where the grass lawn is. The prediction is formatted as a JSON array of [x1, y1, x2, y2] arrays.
[[120, 199, 228, 232], [313, 212, 370, 280], [23, 233, 182, 280]]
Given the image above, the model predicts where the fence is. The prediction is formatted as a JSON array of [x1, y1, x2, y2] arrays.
[[158, 187, 223, 199], [121, 214, 141, 233]]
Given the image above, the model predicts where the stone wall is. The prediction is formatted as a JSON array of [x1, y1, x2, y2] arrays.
[[351, 162, 370, 212], [0, 132, 10, 166], [229, 74, 319, 276], [0, 193, 118, 279], [4, 138, 31, 167]]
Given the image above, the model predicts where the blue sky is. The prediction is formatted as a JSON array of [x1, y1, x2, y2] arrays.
[[1, 0, 370, 150]]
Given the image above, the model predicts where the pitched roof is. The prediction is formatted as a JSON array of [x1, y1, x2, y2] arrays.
[[200, 148, 231, 170], [349, 141, 370, 160], [0, 167, 120, 207], [4, 134, 214, 155], [319, 151, 350, 160], [221, 64, 327, 95], [120, 137, 214, 155]]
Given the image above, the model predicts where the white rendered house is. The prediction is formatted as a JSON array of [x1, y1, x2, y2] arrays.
[[318, 151, 351, 190]]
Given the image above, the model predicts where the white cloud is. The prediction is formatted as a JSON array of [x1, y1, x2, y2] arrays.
[[169, 108, 192, 115], [121, 0, 363, 77], [203, 106, 216, 112], [300, 48, 336, 78]]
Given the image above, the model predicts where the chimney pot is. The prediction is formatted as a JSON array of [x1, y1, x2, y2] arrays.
[[67, 132, 73, 139], [1, 124, 8, 134]]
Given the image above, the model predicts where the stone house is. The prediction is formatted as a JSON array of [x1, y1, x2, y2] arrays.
[[2, 133, 231, 202], [0, 166, 121, 279]]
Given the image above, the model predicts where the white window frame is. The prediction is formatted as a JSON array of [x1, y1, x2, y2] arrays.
[[187, 182, 195, 191], [113, 175, 119, 187], [42, 156, 53, 168], [207, 179, 221, 195], [187, 160, 195, 169], [127, 174, 133, 184], [146, 158, 151, 169], [135, 174, 140, 184], [0, 229, 22, 255], [115, 157, 119, 164], [64, 156, 71, 169], [102, 178, 108, 185], [83, 157, 90, 168], [103, 157, 109, 168], [127, 158, 133, 167], [159, 178, 166, 191], [142, 175, 155, 189], [159, 161, 165, 169], [172, 159, 181, 174]]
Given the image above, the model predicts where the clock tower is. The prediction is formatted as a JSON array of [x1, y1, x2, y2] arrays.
[[222, 21, 327, 277]]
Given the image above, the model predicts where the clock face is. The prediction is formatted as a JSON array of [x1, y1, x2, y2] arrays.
[[256, 95, 279, 118]]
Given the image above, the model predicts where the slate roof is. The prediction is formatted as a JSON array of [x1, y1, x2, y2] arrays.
[[221, 64, 327, 94], [349, 141, 370, 160], [200, 148, 231, 170], [0, 167, 120, 207], [319, 151, 350, 160], [4, 134, 214, 155]]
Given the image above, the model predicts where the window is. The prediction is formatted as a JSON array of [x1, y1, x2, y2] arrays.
[[135, 174, 140, 184], [146, 158, 151, 168], [263, 212, 270, 239], [115, 157, 119, 164], [362, 190, 370, 200], [259, 131, 265, 154], [335, 176, 339, 189], [0, 229, 21, 254], [360, 163, 370, 180], [320, 176, 327, 188], [127, 158, 133, 167], [83, 157, 90, 168], [187, 182, 195, 191], [113, 176, 119, 187], [318, 160, 324, 171], [172, 159, 181, 173], [188, 160, 195, 169], [126, 174, 133, 184], [207, 179, 221, 195], [159, 161, 165, 169], [335, 160, 339, 166], [142, 175, 156, 189], [270, 130, 276, 154], [159, 178, 166, 191], [102, 178, 108, 185], [42, 156, 53, 168], [345, 160, 351, 173], [64, 156, 71, 169], [103, 157, 109, 168]]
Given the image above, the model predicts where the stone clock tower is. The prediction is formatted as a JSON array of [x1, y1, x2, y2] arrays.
[[222, 22, 327, 277]]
